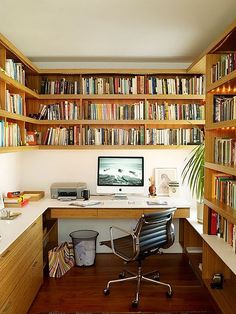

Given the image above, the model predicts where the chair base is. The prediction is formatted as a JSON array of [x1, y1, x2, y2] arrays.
[[103, 266, 173, 307]]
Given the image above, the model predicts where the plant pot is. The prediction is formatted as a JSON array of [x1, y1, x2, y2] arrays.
[[197, 201, 203, 224]]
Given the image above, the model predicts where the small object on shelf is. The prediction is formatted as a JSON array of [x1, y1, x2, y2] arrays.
[[210, 273, 224, 289], [22, 190, 45, 201]]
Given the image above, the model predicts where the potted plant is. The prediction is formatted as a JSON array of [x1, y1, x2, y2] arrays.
[[181, 142, 205, 223]]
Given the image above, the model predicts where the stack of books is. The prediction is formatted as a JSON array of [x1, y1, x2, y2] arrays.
[[4, 192, 29, 207]]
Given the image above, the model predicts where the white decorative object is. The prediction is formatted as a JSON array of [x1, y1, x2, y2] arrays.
[[0, 193, 4, 210], [155, 168, 177, 196]]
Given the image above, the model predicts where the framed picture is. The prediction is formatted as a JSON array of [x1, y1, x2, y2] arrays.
[[155, 168, 177, 196], [26, 131, 36, 145], [0, 193, 4, 210]]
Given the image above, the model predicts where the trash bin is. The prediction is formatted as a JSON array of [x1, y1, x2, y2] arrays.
[[69, 230, 99, 266]]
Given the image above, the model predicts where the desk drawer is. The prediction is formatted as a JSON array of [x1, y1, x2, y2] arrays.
[[50, 208, 97, 218], [98, 209, 142, 219], [0, 217, 42, 307], [143, 208, 190, 219], [0, 250, 43, 314]]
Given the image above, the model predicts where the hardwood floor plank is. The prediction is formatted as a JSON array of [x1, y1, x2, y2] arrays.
[[28, 254, 218, 313]]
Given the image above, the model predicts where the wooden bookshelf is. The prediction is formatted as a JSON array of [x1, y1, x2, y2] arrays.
[[203, 21, 236, 313]]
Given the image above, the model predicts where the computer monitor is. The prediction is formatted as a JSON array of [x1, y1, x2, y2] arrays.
[[97, 156, 145, 199]]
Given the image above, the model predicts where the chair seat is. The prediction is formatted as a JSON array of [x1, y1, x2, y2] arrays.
[[101, 235, 134, 260]]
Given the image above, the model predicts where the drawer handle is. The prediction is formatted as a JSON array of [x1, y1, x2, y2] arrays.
[[2, 300, 12, 313], [32, 260, 38, 267], [30, 222, 37, 229], [1, 249, 11, 258]]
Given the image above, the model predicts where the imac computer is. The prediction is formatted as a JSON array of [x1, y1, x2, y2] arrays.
[[97, 156, 144, 199]]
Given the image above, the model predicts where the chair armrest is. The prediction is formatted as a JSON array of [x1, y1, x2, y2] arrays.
[[109, 226, 137, 261]]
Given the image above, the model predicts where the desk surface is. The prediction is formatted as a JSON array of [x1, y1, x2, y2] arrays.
[[0, 196, 190, 255]]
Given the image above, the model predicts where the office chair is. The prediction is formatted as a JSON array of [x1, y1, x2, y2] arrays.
[[100, 207, 176, 307]]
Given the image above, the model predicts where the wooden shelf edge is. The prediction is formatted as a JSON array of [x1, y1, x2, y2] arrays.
[[205, 162, 236, 176], [33, 119, 205, 126], [38, 144, 199, 150], [207, 69, 236, 92], [204, 198, 236, 224], [206, 120, 236, 129], [38, 93, 205, 100], [0, 109, 36, 123], [0, 70, 38, 98], [0, 146, 39, 153]]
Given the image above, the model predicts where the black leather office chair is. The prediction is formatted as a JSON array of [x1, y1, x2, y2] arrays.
[[100, 207, 176, 307]]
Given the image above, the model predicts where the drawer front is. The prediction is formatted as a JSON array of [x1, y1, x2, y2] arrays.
[[0, 250, 43, 314], [98, 209, 142, 219], [0, 216, 43, 307], [50, 208, 97, 218]]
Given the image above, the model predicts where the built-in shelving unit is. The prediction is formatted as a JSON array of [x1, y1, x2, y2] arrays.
[[0, 34, 205, 152], [203, 21, 236, 314]]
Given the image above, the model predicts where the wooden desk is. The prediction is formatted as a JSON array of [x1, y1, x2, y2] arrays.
[[49, 207, 190, 219]]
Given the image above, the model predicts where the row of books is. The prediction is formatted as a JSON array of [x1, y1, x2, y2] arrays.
[[32, 101, 204, 121], [40, 126, 203, 146], [214, 137, 236, 165], [5, 59, 25, 85], [5, 90, 24, 115], [145, 128, 203, 145], [211, 53, 236, 83], [81, 75, 205, 95], [209, 209, 236, 253], [82, 76, 145, 95], [40, 78, 80, 94], [145, 76, 205, 95], [214, 174, 236, 209], [35, 102, 80, 120], [214, 95, 236, 122], [145, 101, 204, 121], [42, 126, 145, 146], [0, 120, 22, 147]]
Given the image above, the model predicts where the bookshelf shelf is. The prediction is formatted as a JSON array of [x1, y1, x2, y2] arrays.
[[0, 70, 38, 99], [35, 119, 205, 126], [204, 198, 236, 224], [0, 146, 39, 153], [207, 69, 236, 92], [206, 120, 236, 130], [0, 108, 35, 123], [38, 144, 198, 150], [205, 162, 236, 176]]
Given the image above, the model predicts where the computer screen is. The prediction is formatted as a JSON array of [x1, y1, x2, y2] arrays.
[[97, 156, 144, 197]]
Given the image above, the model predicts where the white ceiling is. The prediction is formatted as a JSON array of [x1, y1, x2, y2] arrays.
[[0, 0, 236, 68]]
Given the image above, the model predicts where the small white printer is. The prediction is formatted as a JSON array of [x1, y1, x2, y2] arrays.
[[50, 182, 87, 200]]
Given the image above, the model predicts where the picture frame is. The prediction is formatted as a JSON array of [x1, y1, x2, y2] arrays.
[[26, 131, 36, 145], [155, 168, 177, 196]]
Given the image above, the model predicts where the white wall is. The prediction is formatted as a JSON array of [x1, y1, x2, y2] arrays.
[[0, 153, 22, 195], [19, 149, 195, 253]]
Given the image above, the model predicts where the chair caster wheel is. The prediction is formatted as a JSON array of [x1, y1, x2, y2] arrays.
[[119, 271, 125, 279], [166, 290, 173, 298], [103, 288, 110, 295], [153, 274, 160, 281], [132, 300, 139, 308]]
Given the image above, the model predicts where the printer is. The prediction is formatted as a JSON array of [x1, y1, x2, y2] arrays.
[[50, 182, 87, 200]]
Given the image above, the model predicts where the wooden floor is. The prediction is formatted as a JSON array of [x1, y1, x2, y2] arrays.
[[28, 253, 218, 313]]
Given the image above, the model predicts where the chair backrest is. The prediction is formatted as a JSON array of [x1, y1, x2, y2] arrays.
[[134, 207, 176, 258]]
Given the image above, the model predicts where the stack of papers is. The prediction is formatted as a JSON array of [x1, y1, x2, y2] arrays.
[[146, 200, 168, 205], [69, 201, 101, 207]]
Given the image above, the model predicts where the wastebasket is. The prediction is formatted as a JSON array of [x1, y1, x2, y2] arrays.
[[69, 230, 99, 266]]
